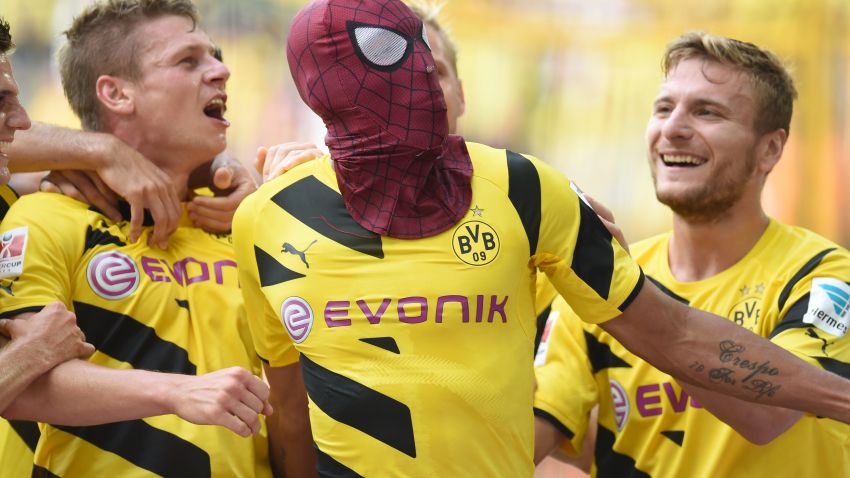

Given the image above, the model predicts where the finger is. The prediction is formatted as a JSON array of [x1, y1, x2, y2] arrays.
[[79, 341, 96, 358], [216, 410, 252, 437], [228, 400, 262, 435], [39, 178, 61, 194], [128, 202, 143, 244], [212, 166, 235, 191], [189, 213, 232, 234], [242, 374, 273, 416], [267, 149, 324, 181], [147, 193, 177, 250], [584, 194, 615, 224], [80, 172, 122, 222], [255, 146, 269, 176], [0, 319, 10, 338]]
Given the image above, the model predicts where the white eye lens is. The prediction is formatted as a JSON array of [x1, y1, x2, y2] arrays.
[[422, 26, 431, 50], [354, 26, 409, 66]]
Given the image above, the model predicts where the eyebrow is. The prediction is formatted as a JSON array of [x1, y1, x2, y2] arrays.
[[653, 95, 731, 111]]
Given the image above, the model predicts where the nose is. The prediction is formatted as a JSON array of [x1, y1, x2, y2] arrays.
[[205, 55, 231, 87], [5, 99, 31, 134], [660, 106, 692, 141]]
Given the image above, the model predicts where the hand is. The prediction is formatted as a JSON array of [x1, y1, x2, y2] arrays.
[[255, 142, 324, 183], [584, 193, 629, 254], [168, 367, 273, 437], [0, 302, 95, 373], [188, 153, 257, 233], [39, 134, 181, 249]]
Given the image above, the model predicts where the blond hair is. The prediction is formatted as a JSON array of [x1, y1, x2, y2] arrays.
[[405, 0, 459, 74], [663, 31, 797, 135], [59, 0, 199, 131]]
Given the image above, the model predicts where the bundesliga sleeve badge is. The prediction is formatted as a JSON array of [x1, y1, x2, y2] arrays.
[[803, 277, 850, 337], [0, 226, 28, 278]]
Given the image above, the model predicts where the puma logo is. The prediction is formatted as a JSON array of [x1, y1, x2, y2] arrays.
[[282, 240, 317, 268]]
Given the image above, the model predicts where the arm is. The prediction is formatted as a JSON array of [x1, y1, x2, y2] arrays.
[[264, 362, 317, 478], [678, 382, 800, 444], [600, 282, 850, 423], [9, 122, 181, 246], [0, 302, 94, 413], [3, 357, 271, 437]]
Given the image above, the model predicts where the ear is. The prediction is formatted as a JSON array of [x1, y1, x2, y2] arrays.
[[95, 75, 134, 116], [757, 128, 786, 175], [456, 78, 466, 118]]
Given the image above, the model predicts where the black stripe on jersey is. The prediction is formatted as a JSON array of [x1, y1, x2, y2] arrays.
[[534, 302, 553, 353], [84, 225, 126, 253], [585, 331, 631, 374], [359, 337, 400, 354], [647, 275, 689, 304], [618, 270, 646, 312], [595, 425, 651, 478], [506, 150, 541, 256], [115, 201, 155, 226], [271, 176, 384, 259], [175, 298, 190, 310], [768, 294, 810, 339], [32, 465, 61, 478], [0, 196, 11, 221], [255, 246, 305, 286], [316, 445, 363, 477], [777, 248, 836, 310], [300, 354, 416, 457], [0, 305, 46, 319], [533, 408, 576, 440], [572, 197, 614, 300], [8, 419, 39, 452], [73, 301, 196, 374], [56, 420, 211, 477], [660, 430, 684, 446], [816, 356, 850, 380]]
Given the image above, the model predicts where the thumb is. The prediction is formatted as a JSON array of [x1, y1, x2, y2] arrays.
[[212, 166, 234, 190], [0, 319, 11, 339]]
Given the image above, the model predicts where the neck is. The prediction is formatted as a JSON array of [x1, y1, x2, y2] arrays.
[[667, 197, 768, 282]]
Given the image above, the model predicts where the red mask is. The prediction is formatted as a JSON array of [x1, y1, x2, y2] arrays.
[[287, 0, 472, 239]]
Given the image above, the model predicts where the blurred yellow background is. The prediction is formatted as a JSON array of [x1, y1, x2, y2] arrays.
[[4, 0, 849, 246]]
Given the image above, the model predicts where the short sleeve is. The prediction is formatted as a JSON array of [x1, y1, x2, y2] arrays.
[[232, 194, 300, 367]]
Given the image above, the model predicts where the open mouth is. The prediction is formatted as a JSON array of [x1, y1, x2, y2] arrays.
[[661, 154, 706, 167], [203, 97, 227, 121]]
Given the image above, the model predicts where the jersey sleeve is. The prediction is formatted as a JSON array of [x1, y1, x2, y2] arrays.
[[525, 154, 643, 325], [769, 248, 850, 376], [232, 193, 299, 368], [533, 295, 598, 456], [0, 194, 82, 316]]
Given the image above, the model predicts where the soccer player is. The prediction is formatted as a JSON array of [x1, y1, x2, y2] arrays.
[[234, 1, 850, 476], [0, 2, 273, 476], [533, 32, 850, 476]]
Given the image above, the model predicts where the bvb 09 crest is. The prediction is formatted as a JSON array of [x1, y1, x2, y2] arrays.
[[452, 221, 500, 266]]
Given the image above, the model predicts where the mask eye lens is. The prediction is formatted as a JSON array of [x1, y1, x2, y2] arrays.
[[353, 26, 409, 67]]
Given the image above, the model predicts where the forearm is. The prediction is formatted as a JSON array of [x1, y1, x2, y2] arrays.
[[265, 363, 317, 477], [0, 339, 52, 414], [679, 381, 801, 444], [3, 359, 176, 424], [7, 122, 110, 173], [604, 285, 850, 424]]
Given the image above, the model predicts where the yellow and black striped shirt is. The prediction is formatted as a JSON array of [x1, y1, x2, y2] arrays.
[[0, 192, 270, 478], [233, 141, 643, 477]]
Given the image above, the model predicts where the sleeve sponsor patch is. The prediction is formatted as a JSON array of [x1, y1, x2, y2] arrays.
[[803, 277, 850, 337], [534, 309, 560, 367], [0, 226, 28, 279]]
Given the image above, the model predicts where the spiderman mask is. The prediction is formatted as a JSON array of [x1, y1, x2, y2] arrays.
[[287, 0, 473, 239]]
